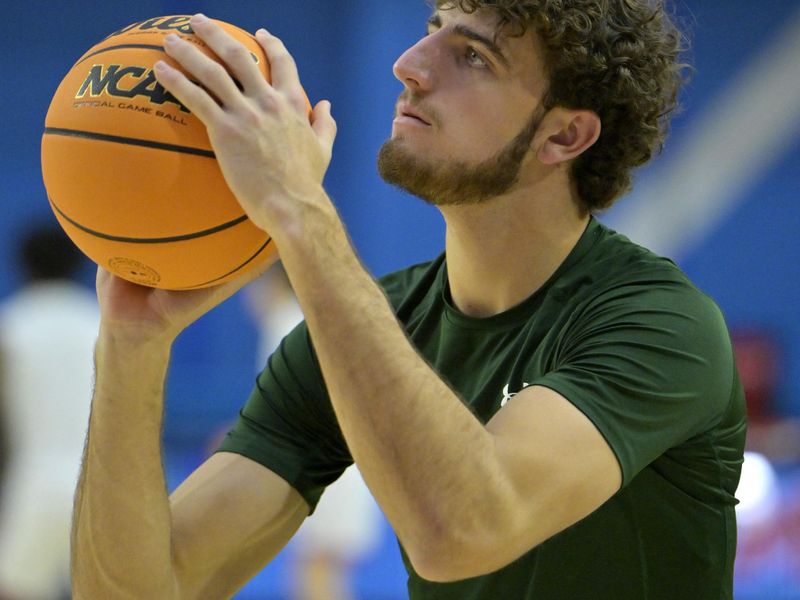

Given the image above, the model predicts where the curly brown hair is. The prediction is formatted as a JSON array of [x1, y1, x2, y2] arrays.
[[434, 0, 688, 212]]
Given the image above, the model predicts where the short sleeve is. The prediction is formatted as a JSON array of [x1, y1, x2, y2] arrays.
[[216, 321, 352, 513], [533, 278, 736, 487]]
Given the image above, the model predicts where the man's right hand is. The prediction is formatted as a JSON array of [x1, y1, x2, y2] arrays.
[[74, 252, 285, 599], [95, 252, 279, 344]]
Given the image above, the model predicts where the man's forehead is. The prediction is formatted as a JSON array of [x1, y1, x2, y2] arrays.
[[428, 3, 535, 51]]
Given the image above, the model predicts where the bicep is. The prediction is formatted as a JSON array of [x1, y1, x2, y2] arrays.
[[486, 386, 621, 555], [169, 451, 308, 599]]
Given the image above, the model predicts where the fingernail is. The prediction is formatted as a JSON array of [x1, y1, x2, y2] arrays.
[[164, 33, 179, 43], [193, 13, 208, 21], [256, 28, 270, 37]]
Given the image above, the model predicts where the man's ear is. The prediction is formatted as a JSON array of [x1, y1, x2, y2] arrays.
[[537, 108, 601, 166]]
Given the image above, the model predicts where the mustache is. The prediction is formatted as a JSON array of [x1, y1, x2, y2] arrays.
[[396, 90, 441, 127]]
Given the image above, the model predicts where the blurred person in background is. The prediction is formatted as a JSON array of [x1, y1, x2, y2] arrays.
[[244, 266, 382, 600], [0, 224, 98, 600]]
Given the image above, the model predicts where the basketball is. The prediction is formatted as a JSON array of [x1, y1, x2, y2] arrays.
[[41, 16, 282, 289]]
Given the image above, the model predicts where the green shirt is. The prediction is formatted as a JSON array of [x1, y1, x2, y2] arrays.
[[219, 218, 746, 599]]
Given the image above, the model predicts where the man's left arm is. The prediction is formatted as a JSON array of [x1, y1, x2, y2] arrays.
[[275, 212, 622, 582], [155, 15, 621, 583]]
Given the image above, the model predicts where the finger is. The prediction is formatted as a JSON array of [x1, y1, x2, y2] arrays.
[[153, 60, 224, 124], [188, 14, 269, 96], [161, 32, 246, 112], [255, 28, 309, 115], [96, 266, 109, 290], [311, 100, 337, 153]]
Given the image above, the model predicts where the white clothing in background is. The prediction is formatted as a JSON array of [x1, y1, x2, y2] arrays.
[[0, 281, 98, 598]]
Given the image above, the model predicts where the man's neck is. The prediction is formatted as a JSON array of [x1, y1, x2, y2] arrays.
[[440, 185, 589, 318]]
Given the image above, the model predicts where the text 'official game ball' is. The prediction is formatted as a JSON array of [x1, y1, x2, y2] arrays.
[[41, 15, 281, 289]]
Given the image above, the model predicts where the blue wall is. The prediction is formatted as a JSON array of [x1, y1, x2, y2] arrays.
[[2, 1, 799, 597]]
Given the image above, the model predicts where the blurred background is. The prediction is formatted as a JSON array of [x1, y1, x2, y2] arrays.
[[1, 0, 798, 598]]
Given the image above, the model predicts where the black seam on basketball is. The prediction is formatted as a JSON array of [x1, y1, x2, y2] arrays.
[[175, 238, 273, 289], [43, 127, 215, 158], [77, 44, 166, 65], [48, 196, 249, 244]]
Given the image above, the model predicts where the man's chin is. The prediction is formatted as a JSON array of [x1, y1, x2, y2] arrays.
[[377, 142, 461, 206], [377, 135, 526, 207], [377, 139, 418, 185]]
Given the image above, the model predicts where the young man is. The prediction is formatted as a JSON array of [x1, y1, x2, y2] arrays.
[[72, 2, 746, 599]]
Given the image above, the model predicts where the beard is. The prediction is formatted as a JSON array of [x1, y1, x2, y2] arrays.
[[377, 105, 545, 206]]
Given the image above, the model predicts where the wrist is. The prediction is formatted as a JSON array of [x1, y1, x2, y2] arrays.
[[93, 326, 173, 413], [97, 322, 175, 359], [257, 184, 334, 246]]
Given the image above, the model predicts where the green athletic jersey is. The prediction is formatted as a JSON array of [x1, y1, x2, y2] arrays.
[[218, 217, 746, 599]]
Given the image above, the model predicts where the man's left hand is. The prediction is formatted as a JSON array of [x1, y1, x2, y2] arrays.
[[153, 13, 337, 239]]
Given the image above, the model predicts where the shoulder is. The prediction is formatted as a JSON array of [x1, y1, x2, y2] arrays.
[[564, 221, 724, 326], [554, 222, 738, 419]]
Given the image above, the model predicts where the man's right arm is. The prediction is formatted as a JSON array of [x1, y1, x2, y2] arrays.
[[72, 267, 307, 599], [170, 453, 308, 598]]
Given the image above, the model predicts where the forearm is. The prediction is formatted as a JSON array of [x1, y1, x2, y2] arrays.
[[276, 196, 515, 571], [72, 328, 178, 598]]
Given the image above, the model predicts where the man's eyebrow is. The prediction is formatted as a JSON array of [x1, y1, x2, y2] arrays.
[[426, 13, 511, 69]]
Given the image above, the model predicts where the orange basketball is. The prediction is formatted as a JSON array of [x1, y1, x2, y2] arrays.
[[41, 16, 284, 289]]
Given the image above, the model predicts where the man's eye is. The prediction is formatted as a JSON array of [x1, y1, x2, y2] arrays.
[[466, 47, 487, 67]]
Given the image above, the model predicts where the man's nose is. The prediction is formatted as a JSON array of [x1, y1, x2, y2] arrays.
[[393, 37, 437, 92]]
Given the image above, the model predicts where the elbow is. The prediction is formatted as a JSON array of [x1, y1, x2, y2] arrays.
[[404, 493, 557, 583], [407, 535, 503, 583], [409, 551, 480, 583], [400, 513, 479, 582], [405, 520, 542, 583], [406, 540, 473, 583]]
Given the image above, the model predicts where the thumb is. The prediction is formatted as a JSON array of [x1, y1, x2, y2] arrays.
[[311, 100, 337, 152]]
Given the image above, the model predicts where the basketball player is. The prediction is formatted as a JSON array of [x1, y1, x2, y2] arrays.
[[71, 2, 746, 599]]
